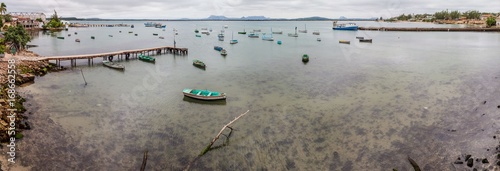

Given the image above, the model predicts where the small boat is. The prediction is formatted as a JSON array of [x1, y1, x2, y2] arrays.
[[317, 38, 321, 42], [192, 59, 206, 69], [91, 36, 95, 39], [356, 36, 364, 39], [359, 39, 373, 43], [159, 36, 164, 39], [182, 88, 226, 100], [119, 31, 122, 33], [103, 61, 125, 70], [312, 30, 320, 35], [277, 40, 282, 45], [75, 39, 80, 42], [195, 34, 201, 37], [288, 27, 298, 37], [129, 31, 133, 33], [339, 40, 350, 44], [220, 49, 227, 56], [138, 54, 156, 63], [201, 28, 208, 30], [272, 30, 283, 34], [298, 24, 307, 33], [74, 32, 78, 35], [57, 36, 64, 39], [131, 24, 134, 28], [262, 35, 274, 41], [201, 30, 210, 35], [68, 34, 71, 36], [214, 46, 223, 51], [144, 22, 154, 27], [333, 21, 359, 31], [109, 35, 113, 37], [253, 29, 261, 32], [209, 28, 213, 32], [194, 29, 199, 33], [153, 33, 158, 36], [218, 33, 224, 41], [224, 25, 228, 29], [135, 34, 138, 36], [230, 32, 238, 44], [238, 30, 247, 34], [302, 54, 309, 62], [248, 33, 259, 38]]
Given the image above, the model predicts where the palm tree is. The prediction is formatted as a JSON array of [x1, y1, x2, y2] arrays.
[[0, 3, 6, 16]]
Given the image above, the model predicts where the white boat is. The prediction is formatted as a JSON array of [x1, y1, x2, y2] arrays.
[[230, 32, 238, 44], [312, 30, 320, 35], [288, 27, 298, 37], [224, 25, 228, 29], [298, 24, 307, 33], [262, 28, 274, 41]]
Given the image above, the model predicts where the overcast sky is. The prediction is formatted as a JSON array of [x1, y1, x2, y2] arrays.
[[3, 0, 500, 19]]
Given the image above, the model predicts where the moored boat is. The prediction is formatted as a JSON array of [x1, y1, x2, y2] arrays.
[[333, 21, 359, 31], [302, 54, 309, 62], [138, 54, 156, 63], [75, 39, 80, 42], [230, 32, 238, 44], [277, 40, 282, 45], [103, 61, 125, 70], [339, 40, 350, 44], [298, 24, 307, 33], [214, 46, 223, 51], [317, 38, 321, 41], [313, 30, 320, 35], [153, 33, 158, 36], [288, 27, 299, 37], [220, 49, 227, 56], [91, 36, 95, 39], [182, 88, 226, 100], [356, 36, 364, 39], [57, 36, 64, 39], [195, 34, 201, 37], [248, 33, 259, 38], [272, 30, 283, 34], [359, 39, 373, 43], [192, 59, 206, 69]]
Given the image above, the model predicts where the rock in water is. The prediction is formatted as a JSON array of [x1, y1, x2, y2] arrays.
[[467, 158, 473, 167]]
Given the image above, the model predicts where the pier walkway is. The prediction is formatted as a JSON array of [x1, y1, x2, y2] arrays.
[[34, 46, 188, 67], [359, 27, 500, 32]]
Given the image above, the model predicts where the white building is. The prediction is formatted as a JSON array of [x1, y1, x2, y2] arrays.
[[9, 12, 46, 29]]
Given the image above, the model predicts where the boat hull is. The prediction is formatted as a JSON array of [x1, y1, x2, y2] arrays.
[[333, 26, 359, 31], [103, 61, 125, 70], [183, 89, 226, 100]]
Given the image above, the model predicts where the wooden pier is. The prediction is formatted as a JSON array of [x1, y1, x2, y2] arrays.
[[69, 23, 131, 27], [39, 46, 188, 67], [359, 27, 500, 32]]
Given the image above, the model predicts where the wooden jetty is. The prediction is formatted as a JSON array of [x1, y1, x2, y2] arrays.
[[359, 27, 500, 32], [38, 46, 188, 67], [69, 23, 130, 27]]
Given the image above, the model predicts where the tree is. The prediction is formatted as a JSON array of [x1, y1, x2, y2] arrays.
[[47, 10, 63, 28], [0, 2, 6, 16], [434, 10, 449, 20], [450, 10, 461, 20], [3, 25, 31, 52], [464, 10, 480, 19], [486, 17, 496, 27]]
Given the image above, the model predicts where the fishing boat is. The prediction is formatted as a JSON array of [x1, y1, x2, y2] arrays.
[[312, 30, 320, 35], [288, 27, 298, 37], [182, 88, 226, 100], [238, 26, 246, 34], [144, 22, 154, 27], [359, 39, 373, 43], [298, 24, 307, 33], [332, 21, 359, 31], [302, 54, 309, 62], [230, 32, 238, 44], [75, 39, 80, 42], [192, 59, 206, 69], [339, 40, 350, 44], [57, 36, 64, 39], [159, 36, 164, 39], [214, 46, 223, 51], [91, 36, 95, 39], [248, 33, 259, 38], [103, 61, 125, 70], [138, 54, 156, 63], [220, 49, 227, 56], [356, 36, 364, 39]]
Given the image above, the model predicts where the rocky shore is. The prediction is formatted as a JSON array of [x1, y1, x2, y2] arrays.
[[0, 51, 60, 143]]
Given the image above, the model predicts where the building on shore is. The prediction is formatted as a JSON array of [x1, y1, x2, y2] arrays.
[[9, 12, 46, 29]]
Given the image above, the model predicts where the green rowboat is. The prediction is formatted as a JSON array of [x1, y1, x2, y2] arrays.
[[192, 59, 206, 69], [302, 54, 309, 62], [183, 89, 226, 100], [138, 54, 156, 63]]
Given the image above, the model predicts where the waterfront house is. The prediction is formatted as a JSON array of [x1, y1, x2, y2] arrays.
[[9, 12, 46, 29]]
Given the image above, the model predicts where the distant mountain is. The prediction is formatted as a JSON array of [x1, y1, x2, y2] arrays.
[[241, 16, 268, 20], [295, 16, 332, 20], [207, 15, 228, 20]]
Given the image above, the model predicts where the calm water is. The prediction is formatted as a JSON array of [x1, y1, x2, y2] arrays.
[[6, 21, 500, 170]]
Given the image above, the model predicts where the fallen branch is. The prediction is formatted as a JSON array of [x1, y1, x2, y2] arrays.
[[184, 110, 250, 171]]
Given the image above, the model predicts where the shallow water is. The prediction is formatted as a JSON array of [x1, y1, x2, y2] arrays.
[[5, 21, 500, 170]]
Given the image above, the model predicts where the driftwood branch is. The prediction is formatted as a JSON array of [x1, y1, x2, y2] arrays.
[[184, 110, 250, 171], [140, 150, 148, 171]]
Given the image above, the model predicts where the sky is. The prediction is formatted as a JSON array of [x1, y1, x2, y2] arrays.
[[3, 0, 500, 19]]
